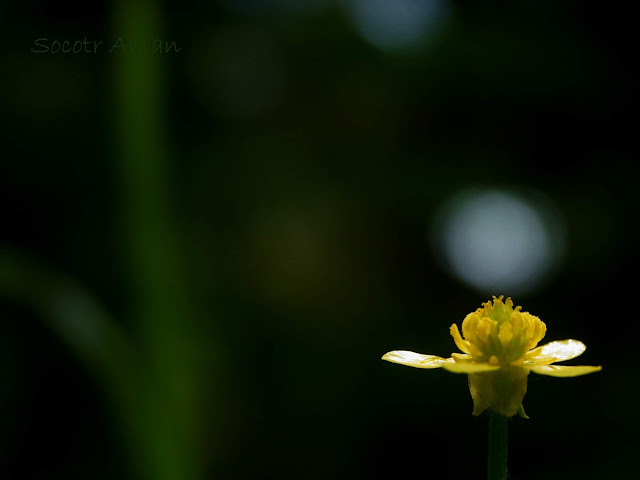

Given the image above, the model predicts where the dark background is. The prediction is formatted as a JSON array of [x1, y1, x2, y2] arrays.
[[1, 1, 637, 479]]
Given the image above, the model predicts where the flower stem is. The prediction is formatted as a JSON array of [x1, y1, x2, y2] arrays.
[[488, 410, 508, 480]]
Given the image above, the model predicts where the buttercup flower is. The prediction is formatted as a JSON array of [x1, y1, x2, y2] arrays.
[[382, 296, 601, 418]]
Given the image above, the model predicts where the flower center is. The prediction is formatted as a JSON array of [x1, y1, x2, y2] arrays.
[[460, 296, 546, 366]]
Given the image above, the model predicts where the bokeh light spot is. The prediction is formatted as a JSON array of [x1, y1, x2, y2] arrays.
[[431, 189, 565, 294], [346, 0, 450, 51]]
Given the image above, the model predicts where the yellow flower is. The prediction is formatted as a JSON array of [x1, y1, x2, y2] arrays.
[[382, 296, 601, 418]]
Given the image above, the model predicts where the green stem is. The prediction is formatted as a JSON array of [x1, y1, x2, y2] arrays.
[[111, 1, 201, 479], [488, 410, 508, 480]]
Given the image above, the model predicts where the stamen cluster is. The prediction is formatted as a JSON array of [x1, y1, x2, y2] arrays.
[[453, 296, 546, 366]]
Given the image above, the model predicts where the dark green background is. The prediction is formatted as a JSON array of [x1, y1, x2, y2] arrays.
[[1, 1, 636, 478]]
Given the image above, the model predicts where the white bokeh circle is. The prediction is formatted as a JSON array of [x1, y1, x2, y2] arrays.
[[431, 189, 565, 294]]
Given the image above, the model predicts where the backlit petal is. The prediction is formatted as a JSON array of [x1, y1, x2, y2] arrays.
[[442, 361, 501, 374], [529, 365, 602, 377], [525, 339, 586, 365], [381, 351, 453, 369]]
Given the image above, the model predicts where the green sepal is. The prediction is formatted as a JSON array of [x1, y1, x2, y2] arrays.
[[468, 367, 530, 417], [517, 404, 529, 419]]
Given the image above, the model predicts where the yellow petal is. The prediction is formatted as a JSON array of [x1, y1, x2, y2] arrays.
[[450, 324, 471, 354], [381, 350, 453, 369], [442, 361, 500, 374], [525, 339, 587, 365], [529, 365, 602, 377]]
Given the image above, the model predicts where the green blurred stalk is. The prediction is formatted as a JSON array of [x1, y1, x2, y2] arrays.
[[2, 2, 206, 479], [111, 1, 200, 479], [487, 411, 508, 480]]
